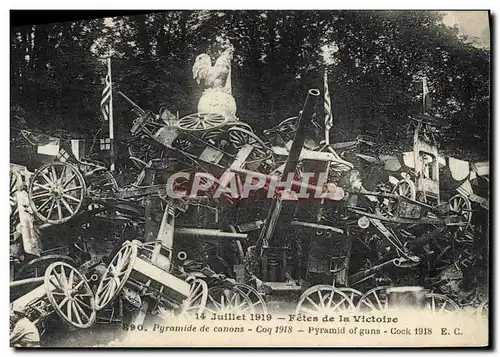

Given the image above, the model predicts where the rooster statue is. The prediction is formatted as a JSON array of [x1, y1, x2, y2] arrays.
[[192, 44, 237, 120]]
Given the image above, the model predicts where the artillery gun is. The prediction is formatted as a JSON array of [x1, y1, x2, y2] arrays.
[[11, 261, 97, 333]]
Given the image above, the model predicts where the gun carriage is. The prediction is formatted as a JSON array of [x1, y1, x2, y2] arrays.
[[11, 261, 97, 333]]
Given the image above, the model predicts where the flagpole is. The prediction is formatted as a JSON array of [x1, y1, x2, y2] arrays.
[[422, 77, 425, 114], [107, 56, 115, 172], [421, 76, 433, 115], [324, 70, 332, 146]]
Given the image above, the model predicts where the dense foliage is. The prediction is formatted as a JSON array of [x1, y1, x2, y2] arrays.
[[11, 10, 490, 160]]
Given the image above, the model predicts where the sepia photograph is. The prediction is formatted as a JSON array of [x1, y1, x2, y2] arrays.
[[9, 9, 490, 348]]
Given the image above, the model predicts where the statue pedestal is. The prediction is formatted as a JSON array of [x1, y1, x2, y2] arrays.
[[198, 89, 237, 120]]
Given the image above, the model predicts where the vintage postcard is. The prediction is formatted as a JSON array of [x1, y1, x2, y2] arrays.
[[9, 9, 490, 348]]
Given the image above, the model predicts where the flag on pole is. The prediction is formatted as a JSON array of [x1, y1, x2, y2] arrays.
[[100, 59, 112, 121], [101, 57, 115, 171], [422, 77, 432, 113], [324, 71, 333, 144]]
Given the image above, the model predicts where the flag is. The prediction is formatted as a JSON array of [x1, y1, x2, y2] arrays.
[[423, 77, 432, 113], [21, 130, 57, 147], [101, 60, 112, 121], [71, 139, 87, 161], [324, 71, 333, 131], [37, 138, 60, 156]]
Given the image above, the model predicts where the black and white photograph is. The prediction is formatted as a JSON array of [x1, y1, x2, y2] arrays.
[[9, 9, 490, 348]]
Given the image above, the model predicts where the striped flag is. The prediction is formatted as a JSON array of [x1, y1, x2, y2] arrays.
[[324, 71, 333, 144], [101, 59, 112, 121], [422, 77, 432, 113]]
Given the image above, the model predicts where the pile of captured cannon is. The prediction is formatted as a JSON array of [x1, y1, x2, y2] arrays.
[[10, 46, 489, 344]]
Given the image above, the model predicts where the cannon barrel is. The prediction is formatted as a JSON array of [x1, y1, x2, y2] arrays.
[[9, 277, 45, 288], [118, 91, 146, 115], [281, 89, 320, 180], [348, 258, 402, 285], [290, 220, 344, 234], [176, 228, 248, 240], [255, 89, 320, 255]]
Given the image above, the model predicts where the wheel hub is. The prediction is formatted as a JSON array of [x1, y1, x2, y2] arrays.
[[49, 183, 64, 198]]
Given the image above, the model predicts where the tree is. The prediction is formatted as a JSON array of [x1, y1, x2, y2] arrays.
[[11, 10, 490, 162]]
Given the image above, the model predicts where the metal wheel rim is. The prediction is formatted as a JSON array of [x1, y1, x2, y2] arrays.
[[476, 300, 488, 318], [296, 285, 355, 315], [131, 112, 153, 135], [227, 121, 253, 131], [393, 179, 416, 200], [177, 113, 228, 132], [128, 138, 163, 167], [180, 278, 209, 316], [200, 129, 224, 142], [385, 179, 416, 216], [235, 283, 268, 314], [10, 170, 19, 208], [86, 170, 119, 196], [10, 170, 19, 206], [15, 254, 77, 280], [448, 194, 472, 238], [357, 286, 390, 312], [200, 121, 255, 149], [44, 261, 96, 328], [172, 137, 196, 151], [10, 170, 19, 236], [425, 293, 460, 314], [28, 162, 86, 225], [337, 287, 364, 311], [205, 286, 255, 314], [94, 241, 137, 310], [277, 116, 298, 132], [227, 127, 271, 160]]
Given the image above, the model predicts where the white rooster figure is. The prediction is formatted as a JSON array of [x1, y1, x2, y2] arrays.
[[192, 45, 234, 91], [192, 44, 237, 120]]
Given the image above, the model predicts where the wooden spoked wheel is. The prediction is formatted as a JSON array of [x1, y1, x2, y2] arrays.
[[277, 116, 299, 133], [85, 170, 119, 197], [15, 254, 77, 280], [201, 121, 254, 143], [128, 138, 163, 168], [393, 179, 416, 200], [235, 283, 268, 314], [130, 112, 157, 136], [384, 179, 416, 216], [94, 241, 138, 310], [10, 171, 19, 236], [28, 162, 86, 225], [205, 286, 255, 314], [200, 129, 223, 143], [337, 287, 364, 311], [172, 136, 196, 152], [357, 286, 389, 312], [177, 113, 228, 132], [448, 194, 472, 239], [179, 278, 209, 317], [44, 261, 96, 328], [475, 300, 488, 319], [424, 293, 460, 314], [227, 127, 272, 161], [227, 121, 253, 131], [433, 238, 474, 269], [295, 285, 355, 316], [263, 116, 298, 142]]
